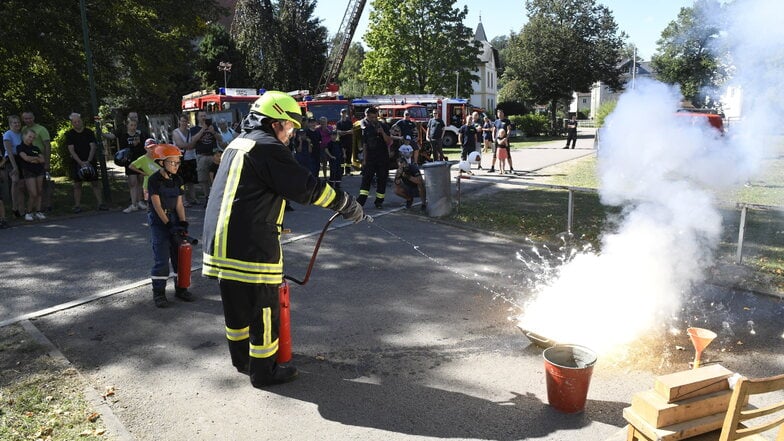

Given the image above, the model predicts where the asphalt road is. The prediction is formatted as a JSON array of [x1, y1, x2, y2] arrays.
[[4, 134, 783, 440]]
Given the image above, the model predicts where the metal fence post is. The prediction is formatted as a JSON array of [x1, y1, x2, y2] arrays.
[[735, 205, 747, 264], [567, 189, 574, 235]]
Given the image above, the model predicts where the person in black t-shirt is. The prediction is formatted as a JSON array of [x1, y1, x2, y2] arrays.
[[304, 118, 322, 178], [324, 131, 343, 190], [490, 109, 514, 173], [426, 109, 446, 161], [117, 118, 146, 212], [564, 114, 578, 149], [147, 144, 193, 308], [335, 108, 354, 174], [65, 113, 105, 213], [189, 110, 221, 202], [208, 148, 222, 185], [357, 107, 392, 209], [458, 115, 478, 161], [17, 128, 46, 220]]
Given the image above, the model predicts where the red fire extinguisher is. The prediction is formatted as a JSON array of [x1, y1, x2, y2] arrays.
[[177, 238, 192, 289], [277, 281, 292, 363], [277, 212, 372, 364]]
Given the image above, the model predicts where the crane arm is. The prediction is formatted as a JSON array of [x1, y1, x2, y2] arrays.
[[316, 0, 367, 95]]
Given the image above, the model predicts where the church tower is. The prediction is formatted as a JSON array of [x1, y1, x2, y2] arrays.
[[469, 16, 499, 112]]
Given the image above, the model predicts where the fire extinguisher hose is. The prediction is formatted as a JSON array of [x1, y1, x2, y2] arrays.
[[284, 212, 373, 286]]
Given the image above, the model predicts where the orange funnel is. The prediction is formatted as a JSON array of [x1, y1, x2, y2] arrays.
[[687, 327, 717, 369]]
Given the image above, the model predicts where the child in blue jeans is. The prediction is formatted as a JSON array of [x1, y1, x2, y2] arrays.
[[147, 144, 194, 307]]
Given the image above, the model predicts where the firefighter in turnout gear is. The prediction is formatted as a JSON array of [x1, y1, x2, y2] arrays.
[[357, 107, 392, 209], [147, 144, 194, 308], [202, 91, 366, 388]]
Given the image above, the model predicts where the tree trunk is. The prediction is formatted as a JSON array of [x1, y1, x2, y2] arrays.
[[550, 100, 558, 136]]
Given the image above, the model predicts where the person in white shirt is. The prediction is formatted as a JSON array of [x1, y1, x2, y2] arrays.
[[217, 118, 235, 146]]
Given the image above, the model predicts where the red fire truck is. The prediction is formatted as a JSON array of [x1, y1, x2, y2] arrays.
[[288, 88, 351, 125], [181, 87, 261, 126], [352, 95, 483, 147]]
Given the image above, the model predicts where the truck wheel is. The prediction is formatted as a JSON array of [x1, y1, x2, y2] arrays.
[[442, 132, 457, 148]]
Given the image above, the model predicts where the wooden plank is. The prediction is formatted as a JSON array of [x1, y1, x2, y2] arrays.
[[623, 407, 726, 441], [654, 365, 733, 403], [631, 389, 734, 428]]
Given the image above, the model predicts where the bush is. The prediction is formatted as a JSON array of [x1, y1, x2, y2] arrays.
[[509, 113, 550, 137], [50, 122, 75, 177], [595, 100, 617, 128]]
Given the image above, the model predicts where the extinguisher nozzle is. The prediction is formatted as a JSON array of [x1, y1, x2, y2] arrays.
[[363, 215, 374, 223]]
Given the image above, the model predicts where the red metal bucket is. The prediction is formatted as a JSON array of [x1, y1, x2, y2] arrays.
[[543, 344, 597, 413]]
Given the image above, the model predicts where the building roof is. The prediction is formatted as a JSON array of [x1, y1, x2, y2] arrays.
[[474, 19, 488, 42]]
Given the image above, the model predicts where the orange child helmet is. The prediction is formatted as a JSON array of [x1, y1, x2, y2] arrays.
[[152, 144, 182, 162]]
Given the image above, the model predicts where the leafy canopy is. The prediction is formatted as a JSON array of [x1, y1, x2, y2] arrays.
[[651, 0, 728, 106], [232, 0, 327, 92], [0, 0, 220, 128], [503, 0, 625, 127], [361, 0, 480, 96]]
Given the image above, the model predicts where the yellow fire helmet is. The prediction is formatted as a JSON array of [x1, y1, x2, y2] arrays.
[[250, 91, 303, 129]]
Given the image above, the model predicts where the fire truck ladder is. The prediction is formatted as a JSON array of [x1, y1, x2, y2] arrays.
[[316, 0, 366, 95]]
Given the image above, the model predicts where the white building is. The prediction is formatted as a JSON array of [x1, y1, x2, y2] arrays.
[[469, 20, 499, 112], [720, 85, 743, 120], [569, 92, 592, 116], [589, 59, 655, 118]]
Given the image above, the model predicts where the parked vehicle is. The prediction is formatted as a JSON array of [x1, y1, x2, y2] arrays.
[[674, 108, 724, 134], [181, 87, 260, 126]]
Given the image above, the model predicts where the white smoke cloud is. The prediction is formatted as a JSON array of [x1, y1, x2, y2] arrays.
[[518, 0, 784, 354]]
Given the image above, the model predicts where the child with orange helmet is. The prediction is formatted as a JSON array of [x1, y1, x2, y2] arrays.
[[147, 144, 194, 307]]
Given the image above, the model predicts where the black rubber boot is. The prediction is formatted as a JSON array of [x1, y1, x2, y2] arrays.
[[374, 197, 384, 209], [250, 357, 298, 388], [153, 289, 169, 308], [356, 194, 367, 207], [175, 287, 195, 302]]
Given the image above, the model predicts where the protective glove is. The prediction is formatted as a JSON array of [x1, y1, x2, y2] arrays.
[[178, 220, 189, 236], [337, 193, 365, 223], [166, 221, 185, 237]]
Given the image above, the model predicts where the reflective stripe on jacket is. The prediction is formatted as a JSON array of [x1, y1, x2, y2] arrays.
[[202, 130, 342, 284]]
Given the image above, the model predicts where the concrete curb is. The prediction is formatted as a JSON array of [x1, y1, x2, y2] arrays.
[[20, 319, 135, 441]]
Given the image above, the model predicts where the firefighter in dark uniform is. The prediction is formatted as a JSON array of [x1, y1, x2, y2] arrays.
[[357, 107, 392, 209], [202, 91, 365, 388]]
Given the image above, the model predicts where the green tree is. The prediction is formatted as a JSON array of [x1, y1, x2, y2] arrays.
[[651, 0, 727, 106], [275, 0, 328, 91], [231, 0, 327, 91], [491, 34, 511, 80], [594, 99, 617, 128], [503, 0, 625, 131], [194, 23, 250, 90], [498, 79, 528, 106], [232, 0, 277, 88], [0, 0, 221, 129], [337, 42, 368, 98], [361, 0, 480, 96]]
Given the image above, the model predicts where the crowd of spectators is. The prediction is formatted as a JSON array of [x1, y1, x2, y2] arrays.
[[0, 105, 524, 229]]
